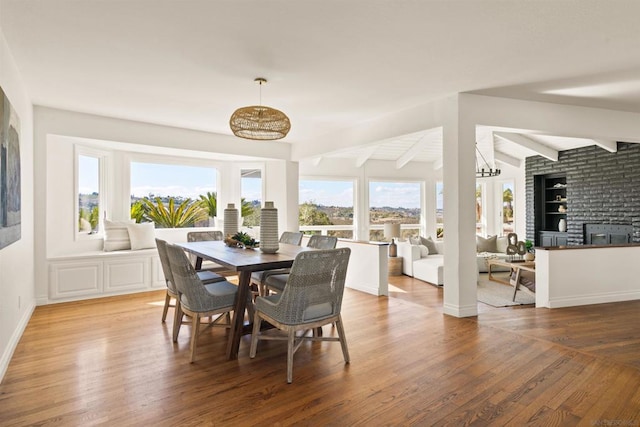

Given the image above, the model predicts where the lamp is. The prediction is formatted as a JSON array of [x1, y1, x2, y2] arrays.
[[230, 78, 291, 140], [475, 143, 501, 178], [384, 223, 401, 257]]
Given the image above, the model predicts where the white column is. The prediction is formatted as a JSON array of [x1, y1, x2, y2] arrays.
[[442, 95, 478, 317], [265, 160, 299, 234]]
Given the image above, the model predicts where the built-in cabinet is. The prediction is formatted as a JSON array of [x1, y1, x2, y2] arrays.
[[48, 249, 165, 302], [534, 173, 568, 246]]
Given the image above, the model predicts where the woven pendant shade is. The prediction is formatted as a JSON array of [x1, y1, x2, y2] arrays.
[[230, 105, 290, 140], [230, 78, 291, 140]]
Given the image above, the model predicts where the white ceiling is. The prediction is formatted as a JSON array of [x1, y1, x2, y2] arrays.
[[2, 0, 640, 164]]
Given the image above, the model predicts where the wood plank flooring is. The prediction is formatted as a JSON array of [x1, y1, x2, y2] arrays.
[[1, 275, 639, 426]]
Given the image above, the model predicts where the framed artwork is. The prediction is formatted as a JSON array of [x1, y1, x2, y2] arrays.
[[0, 86, 21, 250]]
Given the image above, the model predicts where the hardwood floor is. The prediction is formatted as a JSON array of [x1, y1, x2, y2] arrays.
[[1, 276, 639, 426]]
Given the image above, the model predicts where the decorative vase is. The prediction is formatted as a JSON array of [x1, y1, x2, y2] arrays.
[[524, 252, 535, 262], [260, 201, 279, 254], [224, 204, 239, 237], [389, 238, 397, 257], [558, 218, 567, 232], [208, 216, 217, 228]]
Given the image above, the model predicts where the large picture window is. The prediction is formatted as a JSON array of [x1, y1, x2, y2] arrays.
[[369, 181, 421, 241], [130, 161, 216, 228], [299, 179, 354, 238]]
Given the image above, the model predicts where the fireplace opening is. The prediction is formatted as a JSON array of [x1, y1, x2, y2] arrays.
[[583, 224, 632, 245]]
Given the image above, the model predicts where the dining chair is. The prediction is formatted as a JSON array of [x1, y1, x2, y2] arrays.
[[156, 238, 227, 328], [186, 230, 226, 272], [263, 235, 338, 295], [249, 247, 351, 383], [165, 242, 239, 362], [250, 231, 304, 297]]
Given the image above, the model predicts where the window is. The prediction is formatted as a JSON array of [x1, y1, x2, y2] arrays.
[[369, 181, 421, 241], [77, 154, 103, 236], [299, 179, 354, 238], [130, 161, 216, 228], [501, 181, 515, 234], [436, 181, 443, 239], [476, 182, 486, 235], [241, 168, 262, 227]]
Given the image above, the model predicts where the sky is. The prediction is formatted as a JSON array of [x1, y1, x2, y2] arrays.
[[130, 162, 216, 199]]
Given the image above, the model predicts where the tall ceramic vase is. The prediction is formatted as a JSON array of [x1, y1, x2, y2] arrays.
[[260, 201, 279, 254], [224, 203, 239, 237], [558, 218, 567, 232]]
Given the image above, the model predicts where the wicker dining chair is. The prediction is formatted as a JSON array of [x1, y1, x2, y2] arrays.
[[165, 242, 238, 362], [156, 238, 226, 330], [262, 235, 338, 295], [250, 247, 351, 383], [250, 231, 304, 296]]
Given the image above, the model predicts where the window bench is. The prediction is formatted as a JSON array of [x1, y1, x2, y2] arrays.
[[47, 248, 165, 303]]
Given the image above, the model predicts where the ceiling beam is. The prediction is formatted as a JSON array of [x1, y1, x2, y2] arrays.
[[592, 139, 618, 153], [494, 132, 558, 161], [494, 151, 521, 168], [355, 147, 376, 168], [395, 135, 430, 169]]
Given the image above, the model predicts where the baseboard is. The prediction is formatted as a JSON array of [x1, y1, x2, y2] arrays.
[[443, 302, 478, 318], [347, 282, 383, 296], [0, 301, 36, 384], [548, 290, 640, 308]]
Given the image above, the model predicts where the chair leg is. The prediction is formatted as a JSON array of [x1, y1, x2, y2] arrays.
[[172, 300, 183, 342], [249, 311, 262, 358], [162, 291, 171, 323], [335, 316, 350, 363], [190, 313, 201, 363], [287, 329, 295, 384]]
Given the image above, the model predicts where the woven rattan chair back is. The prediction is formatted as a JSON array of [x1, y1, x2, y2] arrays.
[[271, 247, 350, 324], [156, 238, 176, 294], [307, 235, 338, 249], [187, 231, 224, 242], [165, 243, 236, 313], [279, 231, 303, 246]]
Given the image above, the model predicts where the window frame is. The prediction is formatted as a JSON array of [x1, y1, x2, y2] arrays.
[[74, 145, 109, 241]]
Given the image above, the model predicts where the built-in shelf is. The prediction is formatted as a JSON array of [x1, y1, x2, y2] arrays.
[[535, 173, 568, 246]]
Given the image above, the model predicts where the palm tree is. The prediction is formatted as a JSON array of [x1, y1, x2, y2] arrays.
[[142, 197, 207, 228], [198, 191, 217, 218], [241, 197, 254, 218], [130, 200, 146, 223]]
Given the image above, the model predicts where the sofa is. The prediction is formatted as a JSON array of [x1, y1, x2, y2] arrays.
[[396, 235, 514, 286]]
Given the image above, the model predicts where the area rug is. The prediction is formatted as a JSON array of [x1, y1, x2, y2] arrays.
[[477, 273, 535, 307]]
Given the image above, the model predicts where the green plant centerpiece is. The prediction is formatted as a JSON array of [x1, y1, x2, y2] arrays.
[[525, 239, 534, 253], [226, 231, 259, 249]]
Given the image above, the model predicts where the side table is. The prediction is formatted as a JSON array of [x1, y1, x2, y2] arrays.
[[388, 256, 403, 276]]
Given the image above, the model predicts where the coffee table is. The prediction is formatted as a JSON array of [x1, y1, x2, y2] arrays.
[[487, 259, 536, 301]]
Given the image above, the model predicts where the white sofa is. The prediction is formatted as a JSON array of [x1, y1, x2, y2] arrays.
[[397, 236, 513, 286]]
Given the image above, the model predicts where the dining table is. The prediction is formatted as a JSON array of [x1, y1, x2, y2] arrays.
[[176, 240, 311, 360]]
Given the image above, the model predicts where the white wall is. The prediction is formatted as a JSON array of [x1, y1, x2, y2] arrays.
[[0, 29, 35, 382]]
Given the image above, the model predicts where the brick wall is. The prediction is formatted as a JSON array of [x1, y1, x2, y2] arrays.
[[525, 142, 640, 245]]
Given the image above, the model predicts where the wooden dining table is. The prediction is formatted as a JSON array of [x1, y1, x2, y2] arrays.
[[176, 240, 311, 360]]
